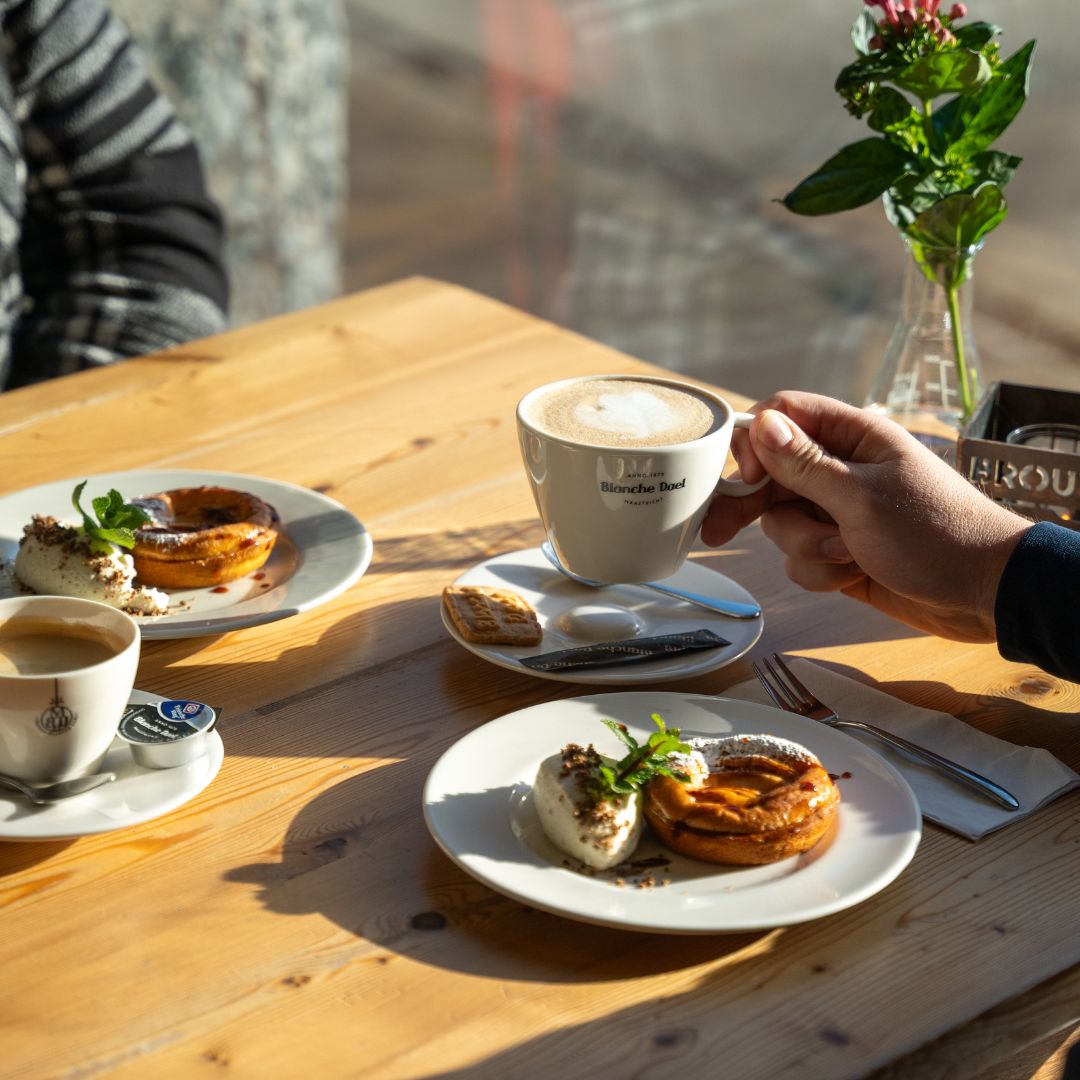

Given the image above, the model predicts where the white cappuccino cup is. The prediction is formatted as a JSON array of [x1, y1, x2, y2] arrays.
[[0, 596, 140, 783], [517, 375, 767, 584]]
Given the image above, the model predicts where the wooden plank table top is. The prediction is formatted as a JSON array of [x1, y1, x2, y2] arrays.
[[0, 277, 1077, 1080]]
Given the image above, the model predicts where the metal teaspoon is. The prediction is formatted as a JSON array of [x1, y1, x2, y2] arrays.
[[539, 541, 761, 619], [0, 771, 116, 805]]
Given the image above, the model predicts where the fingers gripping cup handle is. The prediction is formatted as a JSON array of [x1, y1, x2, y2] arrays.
[[713, 412, 769, 497]]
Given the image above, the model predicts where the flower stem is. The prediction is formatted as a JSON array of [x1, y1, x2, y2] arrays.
[[946, 279, 974, 421], [921, 98, 934, 151]]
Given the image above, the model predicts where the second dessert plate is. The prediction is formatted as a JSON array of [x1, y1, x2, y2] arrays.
[[423, 692, 922, 934], [442, 546, 763, 684], [0, 469, 373, 638]]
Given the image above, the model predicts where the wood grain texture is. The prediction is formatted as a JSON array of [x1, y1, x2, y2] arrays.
[[874, 964, 1080, 1079], [0, 278, 1077, 1080]]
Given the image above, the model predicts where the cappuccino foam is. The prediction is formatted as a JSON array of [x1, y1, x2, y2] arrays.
[[528, 379, 723, 447]]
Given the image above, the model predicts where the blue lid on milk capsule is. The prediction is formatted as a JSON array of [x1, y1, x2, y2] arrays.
[[117, 699, 218, 768]]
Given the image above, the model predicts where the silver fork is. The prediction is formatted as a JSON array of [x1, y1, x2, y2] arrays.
[[753, 653, 1020, 811]]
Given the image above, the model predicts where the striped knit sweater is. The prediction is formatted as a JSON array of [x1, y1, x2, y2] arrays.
[[0, 0, 228, 389]]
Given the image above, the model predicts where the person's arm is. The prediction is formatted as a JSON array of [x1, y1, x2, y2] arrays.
[[5, 0, 228, 388], [994, 521, 1080, 681]]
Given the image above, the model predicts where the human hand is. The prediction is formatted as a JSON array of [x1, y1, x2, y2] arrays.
[[701, 391, 1031, 642]]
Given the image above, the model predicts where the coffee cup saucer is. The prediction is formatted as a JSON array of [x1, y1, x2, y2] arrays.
[[0, 690, 223, 842], [442, 545, 763, 685]]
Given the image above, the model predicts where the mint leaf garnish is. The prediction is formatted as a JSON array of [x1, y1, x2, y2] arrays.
[[590, 714, 692, 799], [72, 481, 151, 554]]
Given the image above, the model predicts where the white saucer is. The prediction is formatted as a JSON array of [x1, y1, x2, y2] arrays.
[[442, 546, 764, 684], [0, 691, 224, 842], [424, 692, 921, 934]]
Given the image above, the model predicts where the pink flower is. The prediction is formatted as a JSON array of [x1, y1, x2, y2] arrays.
[[926, 0, 941, 13], [949, 2, 967, 17], [865, 0, 901, 27]]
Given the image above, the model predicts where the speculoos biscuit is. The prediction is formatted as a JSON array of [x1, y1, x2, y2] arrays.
[[443, 585, 542, 645]]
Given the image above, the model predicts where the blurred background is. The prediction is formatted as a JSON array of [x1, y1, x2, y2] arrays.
[[113, 0, 1080, 406]]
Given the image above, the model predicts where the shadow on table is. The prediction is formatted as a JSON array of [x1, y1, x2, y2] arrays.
[[691, 544, 926, 654], [139, 515, 928, 700], [224, 764, 780, 982], [0, 838, 76, 874], [368, 519, 547, 575], [219, 645, 1076, 983]]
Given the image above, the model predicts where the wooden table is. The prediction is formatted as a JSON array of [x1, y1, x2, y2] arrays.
[[1, 278, 1077, 1079]]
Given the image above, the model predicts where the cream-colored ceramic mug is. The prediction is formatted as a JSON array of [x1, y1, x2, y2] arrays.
[[0, 596, 140, 782], [517, 375, 768, 584]]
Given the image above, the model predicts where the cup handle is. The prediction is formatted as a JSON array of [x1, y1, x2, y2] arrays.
[[713, 412, 769, 497]]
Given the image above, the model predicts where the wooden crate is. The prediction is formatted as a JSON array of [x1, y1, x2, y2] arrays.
[[958, 381, 1080, 528]]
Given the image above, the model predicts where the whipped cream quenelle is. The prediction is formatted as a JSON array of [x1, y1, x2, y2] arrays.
[[533, 742, 710, 869], [533, 744, 644, 869], [14, 516, 168, 616]]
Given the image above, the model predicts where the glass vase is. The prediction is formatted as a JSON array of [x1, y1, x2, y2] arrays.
[[864, 238, 985, 460]]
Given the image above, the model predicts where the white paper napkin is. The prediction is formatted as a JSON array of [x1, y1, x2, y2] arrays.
[[726, 658, 1080, 840]]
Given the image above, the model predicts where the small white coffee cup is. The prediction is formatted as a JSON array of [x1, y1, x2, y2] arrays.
[[517, 374, 768, 584], [0, 596, 140, 783]]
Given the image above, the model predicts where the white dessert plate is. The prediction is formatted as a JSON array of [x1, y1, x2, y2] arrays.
[[423, 692, 921, 934], [0, 691, 224, 842], [0, 469, 372, 638], [441, 546, 763, 684]]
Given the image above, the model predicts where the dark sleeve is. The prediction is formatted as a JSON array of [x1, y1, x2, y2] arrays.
[[5, 0, 228, 387], [994, 521, 1080, 682]]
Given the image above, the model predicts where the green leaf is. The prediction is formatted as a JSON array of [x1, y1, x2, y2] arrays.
[[782, 137, 917, 216], [967, 149, 1022, 188], [69, 483, 151, 552], [905, 183, 1008, 251], [654, 765, 689, 782], [885, 168, 970, 227], [71, 480, 96, 535], [894, 49, 992, 99], [597, 763, 617, 789], [868, 87, 924, 154], [601, 719, 637, 752], [932, 40, 1036, 159], [91, 491, 114, 522], [835, 53, 907, 96], [92, 527, 139, 547], [111, 508, 146, 531], [589, 715, 691, 801], [883, 190, 916, 229], [952, 21, 1002, 50], [851, 10, 878, 56], [95, 490, 151, 534]]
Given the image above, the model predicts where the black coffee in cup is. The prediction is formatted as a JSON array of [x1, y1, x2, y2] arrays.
[[0, 617, 124, 676]]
